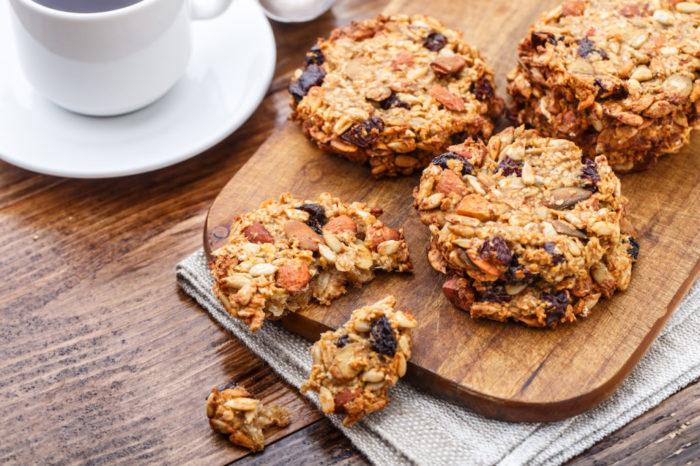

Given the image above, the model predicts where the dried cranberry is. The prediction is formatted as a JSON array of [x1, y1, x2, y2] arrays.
[[625, 237, 639, 260], [577, 37, 608, 59], [479, 236, 512, 266], [580, 159, 600, 192], [470, 78, 494, 101], [543, 242, 565, 265], [296, 203, 327, 234], [531, 31, 557, 48], [288, 64, 326, 103], [304, 45, 324, 66], [594, 79, 628, 101], [431, 152, 473, 175], [496, 156, 523, 177], [335, 334, 349, 348], [504, 255, 538, 285], [340, 117, 385, 148], [379, 91, 410, 110], [369, 316, 396, 356], [542, 290, 570, 326], [478, 281, 512, 303], [423, 31, 447, 51]]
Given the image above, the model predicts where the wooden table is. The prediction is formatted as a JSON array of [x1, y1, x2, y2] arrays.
[[1, 0, 697, 464]]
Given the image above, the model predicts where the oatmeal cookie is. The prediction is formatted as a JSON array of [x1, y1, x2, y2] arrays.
[[413, 126, 638, 327], [507, 0, 699, 171], [289, 14, 504, 177], [301, 296, 415, 426], [209, 193, 412, 332], [206, 385, 289, 451]]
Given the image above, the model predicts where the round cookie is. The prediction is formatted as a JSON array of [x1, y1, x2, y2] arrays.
[[288, 14, 504, 177], [413, 126, 638, 327], [507, 0, 699, 172]]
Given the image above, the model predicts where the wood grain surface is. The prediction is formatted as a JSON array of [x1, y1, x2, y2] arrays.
[[0, 0, 697, 464], [205, 0, 700, 422]]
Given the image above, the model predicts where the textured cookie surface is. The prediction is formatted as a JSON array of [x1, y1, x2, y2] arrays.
[[206, 385, 289, 451], [507, 0, 699, 171], [301, 296, 415, 426], [209, 193, 412, 332], [414, 126, 638, 327], [289, 14, 503, 177]]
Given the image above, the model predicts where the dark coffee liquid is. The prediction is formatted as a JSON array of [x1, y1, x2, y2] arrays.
[[32, 0, 143, 13]]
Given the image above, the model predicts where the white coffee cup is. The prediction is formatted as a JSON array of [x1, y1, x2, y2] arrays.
[[9, 0, 232, 116]]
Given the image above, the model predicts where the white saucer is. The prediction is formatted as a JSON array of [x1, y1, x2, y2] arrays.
[[0, 0, 276, 178]]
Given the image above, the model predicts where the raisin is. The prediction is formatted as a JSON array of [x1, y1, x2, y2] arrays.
[[504, 255, 538, 285], [335, 334, 349, 348], [288, 64, 326, 103], [478, 281, 512, 303], [423, 31, 447, 51], [479, 236, 512, 266], [304, 45, 324, 66], [531, 31, 557, 48], [542, 290, 570, 326], [577, 37, 608, 59], [470, 78, 494, 101], [340, 117, 385, 148], [625, 237, 639, 260], [431, 152, 473, 175], [296, 203, 327, 234], [369, 315, 396, 356], [580, 159, 600, 192], [594, 79, 628, 101], [496, 156, 523, 177], [379, 91, 410, 110], [543, 242, 565, 265]]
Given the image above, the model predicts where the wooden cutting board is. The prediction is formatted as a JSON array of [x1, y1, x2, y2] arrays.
[[203, 0, 700, 422]]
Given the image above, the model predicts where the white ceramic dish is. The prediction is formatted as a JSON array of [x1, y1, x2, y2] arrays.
[[0, 0, 276, 178]]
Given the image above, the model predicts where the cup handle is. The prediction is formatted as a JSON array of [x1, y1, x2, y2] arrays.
[[189, 0, 233, 20]]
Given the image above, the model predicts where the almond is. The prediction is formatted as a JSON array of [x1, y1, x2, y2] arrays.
[[429, 84, 465, 111], [435, 169, 467, 196], [242, 222, 273, 244], [455, 194, 491, 220], [275, 260, 311, 292], [284, 221, 321, 251], [430, 55, 467, 76], [442, 276, 475, 311], [366, 225, 401, 250], [324, 215, 357, 235]]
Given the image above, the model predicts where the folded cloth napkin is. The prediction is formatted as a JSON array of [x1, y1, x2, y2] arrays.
[[177, 249, 699, 465]]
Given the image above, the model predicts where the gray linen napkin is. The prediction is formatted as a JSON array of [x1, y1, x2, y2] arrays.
[[177, 249, 699, 465]]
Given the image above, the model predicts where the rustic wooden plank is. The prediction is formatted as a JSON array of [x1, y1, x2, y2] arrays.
[[204, 0, 700, 421]]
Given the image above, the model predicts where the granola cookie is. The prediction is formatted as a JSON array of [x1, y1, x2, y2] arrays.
[[301, 296, 415, 426], [209, 193, 412, 332], [288, 14, 504, 177], [413, 126, 638, 327], [206, 385, 289, 451], [507, 0, 699, 171]]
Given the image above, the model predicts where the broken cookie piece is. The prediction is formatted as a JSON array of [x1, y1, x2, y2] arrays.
[[301, 296, 415, 426], [209, 193, 412, 332], [206, 385, 290, 452]]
